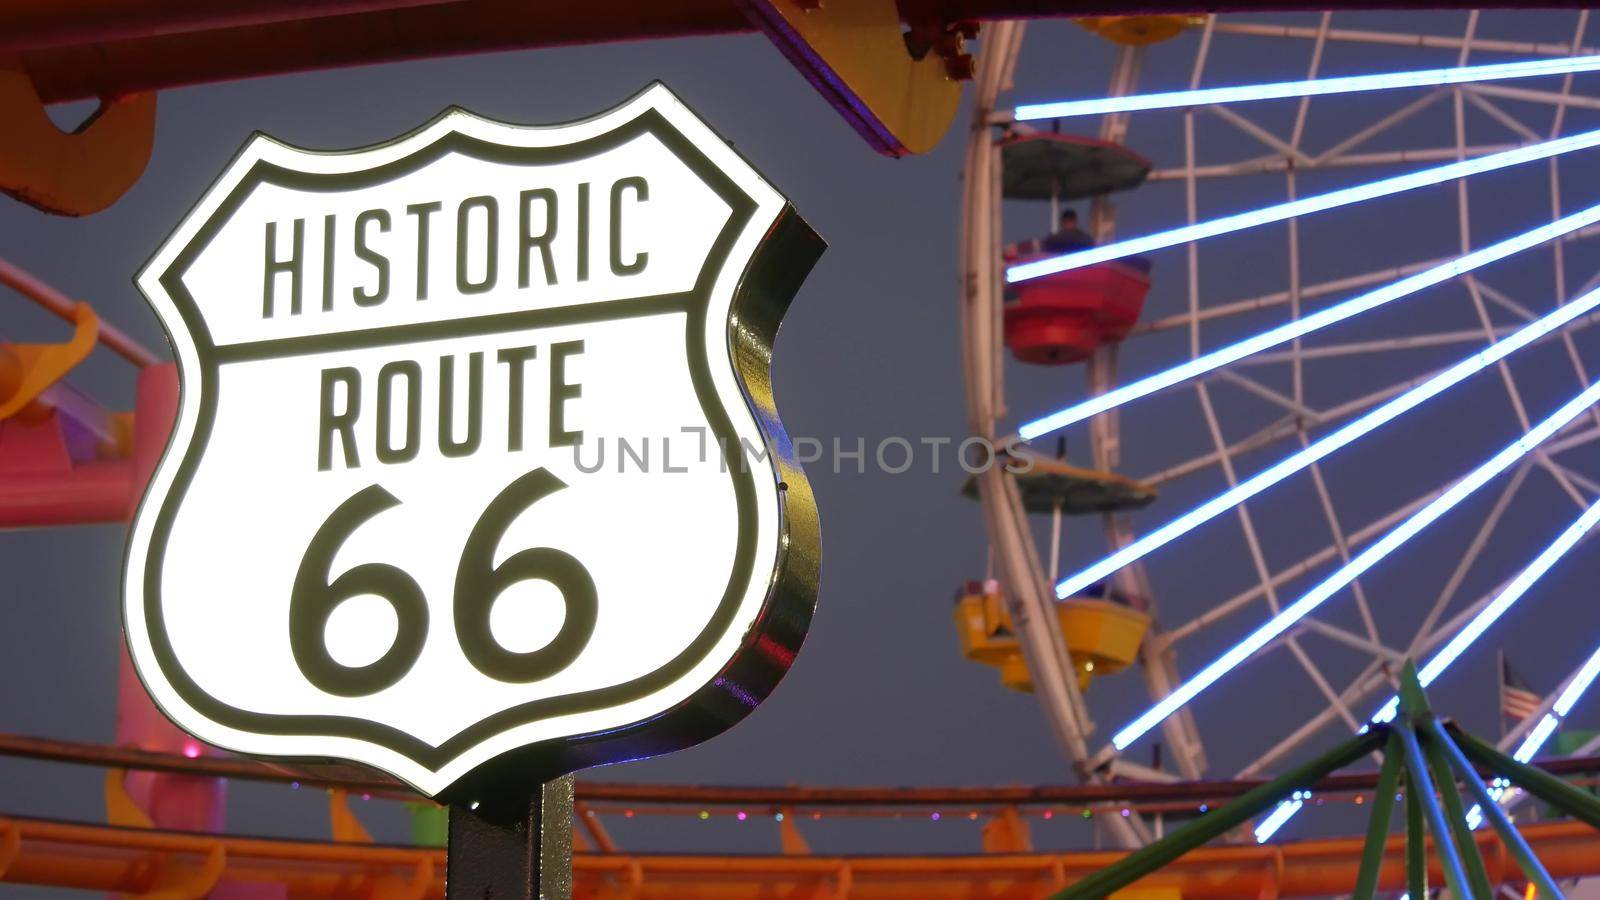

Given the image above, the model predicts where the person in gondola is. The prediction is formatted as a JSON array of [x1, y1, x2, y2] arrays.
[[1004, 208, 1098, 300], [1042, 208, 1095, 253]]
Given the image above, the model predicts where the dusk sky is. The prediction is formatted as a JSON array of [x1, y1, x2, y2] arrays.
[[4, 7, 1600, 869]]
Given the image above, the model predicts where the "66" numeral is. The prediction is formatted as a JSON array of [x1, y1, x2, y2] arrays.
[[289, 468, 597, 697]]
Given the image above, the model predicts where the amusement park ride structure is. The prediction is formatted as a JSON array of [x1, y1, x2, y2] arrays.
[[959, 7, 1600, 865], [10, 0, 1600, 897]]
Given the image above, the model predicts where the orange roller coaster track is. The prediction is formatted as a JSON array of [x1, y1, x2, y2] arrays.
[[9, 728, 1600, 897], [4, 813, 1600, 897]]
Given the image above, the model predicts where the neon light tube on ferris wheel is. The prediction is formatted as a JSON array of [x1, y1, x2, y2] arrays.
[[1368, 495, 1600, 726], [1252, 793, 1307, 843], [1015, 202, 1600, 443], [1509, 647, 1600, 760], [1005, 127, 1600, 284], [1276, 632, 1600, 840], [1258, 496, 1600, 843], [1013, 53, 1600, 121], [1462, 643, 1600, 830], [1516, 640, 1600, 759], [1110, 371, 1600, 752], [1056, 283, 1600, 603]]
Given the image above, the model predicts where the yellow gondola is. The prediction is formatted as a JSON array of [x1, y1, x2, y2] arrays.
[[953, 580, 1150, 691], [1075, 15, 1204, 47]]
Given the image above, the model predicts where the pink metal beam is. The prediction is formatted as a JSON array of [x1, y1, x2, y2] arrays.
[[0, 363, 175, 528], [0, 258, 160, 368]]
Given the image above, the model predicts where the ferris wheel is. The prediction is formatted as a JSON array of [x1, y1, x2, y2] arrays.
[[958, 10, 1600, 847]]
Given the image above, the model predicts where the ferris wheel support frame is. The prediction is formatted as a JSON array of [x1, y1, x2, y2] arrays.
[[1239, 1, 1600, 779], [960, 20, 1149, 850], [965, 11, 1600, 838], [958, 21, 1217, 845]]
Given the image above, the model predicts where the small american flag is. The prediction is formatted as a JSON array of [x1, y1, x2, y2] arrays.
[[1502, 656, 1544, 722]]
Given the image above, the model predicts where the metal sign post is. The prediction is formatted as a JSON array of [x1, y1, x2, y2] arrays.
[[447, 777, 573, 900], [125, 82, 821, 892]]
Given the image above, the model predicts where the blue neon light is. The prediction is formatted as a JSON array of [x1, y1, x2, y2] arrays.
[[1253, 797, 1304, 843], [1515, 714, 1562, 763], [1014, 53, 1600, 120], [1057, 285, 1600, 603], [1557, 650, 1600, 716], [1110, 372, 1600, 751], [1266, 495, 1600, 841], [1005, 128, 1600, 284], [1017, 203, 1600, 442], [1369, 495, 1600, 725]]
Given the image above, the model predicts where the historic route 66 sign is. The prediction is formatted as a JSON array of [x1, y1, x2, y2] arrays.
[[124, 84, 821, 801]]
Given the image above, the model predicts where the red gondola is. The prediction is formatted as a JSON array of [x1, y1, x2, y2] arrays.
[[1002, 250, 1151, 365]]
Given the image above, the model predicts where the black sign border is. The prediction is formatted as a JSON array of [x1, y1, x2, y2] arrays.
[[128, 88, 822, 807]]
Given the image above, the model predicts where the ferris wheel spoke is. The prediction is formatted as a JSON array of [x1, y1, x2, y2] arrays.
[[1110, 368, 1600, 751], [1212, 20, 1598, 60], [1541, 456, 1600, 500], [1371, 492, 1600, 725], [1474, 279, 1543, 323], [1284, 635, 1363, 733], [1008, 130, 1600, 284], [1133, 256, 1453, 336], [1546, 420, 1600, 457], [1286, 11, 1332, 153], [1405, 466, 1531, 660], [1246, 555, 1555, 781], [1537, 61, 1600, 448], [1314, 89, 1450, 167], [1014, 203, 1600, 443], [1243, 536, 1581, 783], [1147, 142, 1534, 182], [1203, 353, 1388, 662], [1464, 91, 1543, 142], [1291, 618, 1405, 665], [1214, 371, 1317, 421], [1538, 205, 1600, 442], [1241, 311, 1600, 366], [1298, 428, 1386, 650], [1010, 52, 1600, 122], [1059, 282, 1600, 604], [1189, 379, 1366, 733], [1142, 414, 1299, 488], [1132, 230, 1600, 341], [1446, 65, 1600, 522], [967, 10, 1600, 797], [1145, 356, 1558, 491], [1159, 477, 1444, 651], [1469, 81, 1600, 115], [1205, 104, 1312, 165], [1239, 659, 1390, 779], [1102, 355, 1495, 484]]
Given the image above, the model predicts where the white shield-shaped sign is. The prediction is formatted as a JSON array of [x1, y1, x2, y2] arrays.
[[125, 84, 821, 799]]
